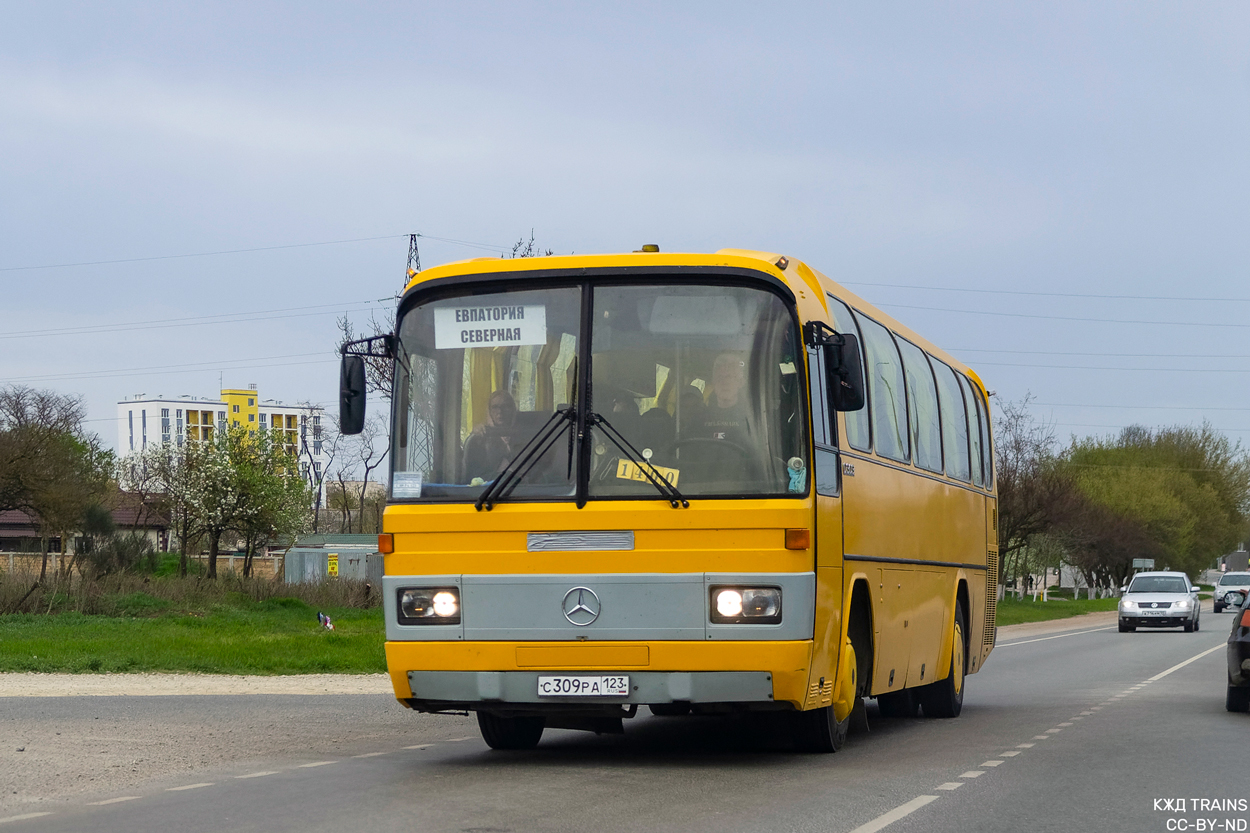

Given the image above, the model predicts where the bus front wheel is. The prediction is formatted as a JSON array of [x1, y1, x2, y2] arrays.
[[791, 704, 848, 753], [918, 602, 966, 719], [477, 712, 545, 750]]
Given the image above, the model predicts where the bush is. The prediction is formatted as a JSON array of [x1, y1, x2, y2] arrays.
[[83, 533, 158, 577], [0, 570, 379, 616]]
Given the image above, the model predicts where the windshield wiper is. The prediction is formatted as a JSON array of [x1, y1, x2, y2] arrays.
[[590, 412, 689, 509], [476, 407, 576, 511]]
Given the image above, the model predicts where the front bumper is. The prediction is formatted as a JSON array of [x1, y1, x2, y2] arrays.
[[1120, 615, 1191, 628], [385, 640, 813, 710]]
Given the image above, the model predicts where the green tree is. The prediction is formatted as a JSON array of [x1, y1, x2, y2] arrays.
[[233, 429, 313, 577], [1063, 424, 1250, 579], [0, 386, 113, 580]]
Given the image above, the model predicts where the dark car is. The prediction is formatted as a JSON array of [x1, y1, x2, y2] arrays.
[[1226, 589, 1250, 713]]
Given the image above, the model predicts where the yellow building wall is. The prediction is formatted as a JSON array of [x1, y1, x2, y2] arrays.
[[221, 388, 260, 431]]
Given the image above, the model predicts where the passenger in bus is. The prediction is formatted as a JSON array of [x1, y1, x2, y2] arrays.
[[693, 353, 752, 445], [463, 390, 520, 482]]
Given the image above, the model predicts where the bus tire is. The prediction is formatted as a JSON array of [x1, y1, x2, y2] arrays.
[[790, 704, 848, 753], [876, 689, 918, 718], [477, 712, 545, 750], [919, 602, 966, 719]]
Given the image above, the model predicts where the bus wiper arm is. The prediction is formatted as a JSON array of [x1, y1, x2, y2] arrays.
[[590, 412, 689, 509], [476, 407, 576, 511]]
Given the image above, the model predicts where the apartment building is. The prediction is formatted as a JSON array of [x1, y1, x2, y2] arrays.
[[116, 385, 327, 501]]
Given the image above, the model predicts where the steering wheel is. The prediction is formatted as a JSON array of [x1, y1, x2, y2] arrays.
[[662, 437, 763, 481]]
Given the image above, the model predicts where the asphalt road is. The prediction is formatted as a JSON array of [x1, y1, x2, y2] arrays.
[[3, 609, 1247, 833]]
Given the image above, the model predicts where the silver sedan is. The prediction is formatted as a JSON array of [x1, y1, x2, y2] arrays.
[[1118, 571, 1201, 633]]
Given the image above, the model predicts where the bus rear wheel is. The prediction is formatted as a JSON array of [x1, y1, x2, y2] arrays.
[[477, 712, 545, 750], [918, 602, 966, 719]]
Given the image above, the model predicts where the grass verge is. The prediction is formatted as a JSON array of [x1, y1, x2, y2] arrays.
[[0, 571, 384, 674], [995, 595, 1119, 626], [0, 600, 384, 675]]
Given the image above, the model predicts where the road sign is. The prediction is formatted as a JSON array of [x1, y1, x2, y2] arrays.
[[1132, 558, 1154, 570], [327, 553, 339, 577]]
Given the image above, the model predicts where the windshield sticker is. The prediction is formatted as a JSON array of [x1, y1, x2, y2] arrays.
[[434, 305, 547, 349], [393, 471, 423, 498], [616, 459, 680, 487]]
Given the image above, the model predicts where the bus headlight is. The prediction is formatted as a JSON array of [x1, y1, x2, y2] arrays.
[[710, 586, 782, 624], [398, 587, 461, 625]]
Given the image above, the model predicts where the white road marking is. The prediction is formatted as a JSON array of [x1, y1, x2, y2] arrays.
[[1071, 716, 1084, 721], [1032, 735, 1050, 740], [1147, 643, 1226, 682], [351, 752, 388, 758], [1090, 706, 1102, 710], [1080, 710, 1094, 715], [1045, 728, 1062, 734], [235, 771, 278, 779], [166, 783, 213, 791], [960, 771, 984, 778], [981, 761, 1004, 767], [996, 627, 1115, 647], [405, 744, 433, 750], [936, 782, 964, 791], [446, 736, 474, 742], [298, 761, 336, 768], [1016, 743, 1035, 748], [845, 795, 938, 833], [1058, 722, 1073, 726], [1000, 751, 1022, 757], [0, 813, 54, 825], [88, 796, 139, 806]]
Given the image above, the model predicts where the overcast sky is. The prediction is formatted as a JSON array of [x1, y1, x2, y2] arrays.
[[2, 2, 1248, 455]]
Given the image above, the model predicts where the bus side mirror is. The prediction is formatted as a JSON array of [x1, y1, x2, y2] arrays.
[[824, 334, 866, 412], [340, 354, 366, 435]]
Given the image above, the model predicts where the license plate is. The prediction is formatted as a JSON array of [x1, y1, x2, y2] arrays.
[[1144, 610, 1167, 616], [537, 675, 630, 697]]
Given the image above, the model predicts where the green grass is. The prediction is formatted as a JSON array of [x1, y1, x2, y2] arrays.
[[0, 597, 385, 675], [995, 595, 1120, 626]]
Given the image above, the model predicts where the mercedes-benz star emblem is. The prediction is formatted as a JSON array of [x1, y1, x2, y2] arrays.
[[562, 586, 601, 627]]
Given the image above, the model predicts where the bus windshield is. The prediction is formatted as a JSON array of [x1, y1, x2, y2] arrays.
[[390, 280, 807, 501]]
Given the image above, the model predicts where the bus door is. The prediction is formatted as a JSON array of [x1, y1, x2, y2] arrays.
[[808, 345, 844, 709]]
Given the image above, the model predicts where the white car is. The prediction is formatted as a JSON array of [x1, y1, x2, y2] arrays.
[[1118, 571, 1201, 633], [1214, 572, 1250, 613]]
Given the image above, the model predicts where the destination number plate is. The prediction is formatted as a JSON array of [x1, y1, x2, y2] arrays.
[[537, 675, 629, 697]]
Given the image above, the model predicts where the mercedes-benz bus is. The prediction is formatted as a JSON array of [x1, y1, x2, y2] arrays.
[[340, 247, 997, 752]]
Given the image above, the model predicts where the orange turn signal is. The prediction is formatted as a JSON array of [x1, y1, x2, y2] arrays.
[[1241, 608, 1250, 628], [785, 528, 810, 550], [378, 533, 394, 554]]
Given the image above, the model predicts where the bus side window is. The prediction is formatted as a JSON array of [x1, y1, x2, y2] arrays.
[[977, 388, 994, 489], [855, 313, 911, 464], [931, 357, 971, 482], [897, 337, 943, 473], [824, 295, 870, 453], [959, 374, 985, 487]]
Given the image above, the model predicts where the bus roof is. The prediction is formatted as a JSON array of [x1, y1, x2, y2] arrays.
[[407, 249, 986, 395]]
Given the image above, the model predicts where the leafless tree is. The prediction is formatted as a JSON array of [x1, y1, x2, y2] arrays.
[[994, 395, 1078, 590]]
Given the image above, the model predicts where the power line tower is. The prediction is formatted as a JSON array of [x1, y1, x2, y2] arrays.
[[406, 233, 421, 283]]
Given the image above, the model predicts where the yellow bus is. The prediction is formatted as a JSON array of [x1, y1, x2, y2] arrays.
[[340, 247, 998, 752]]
